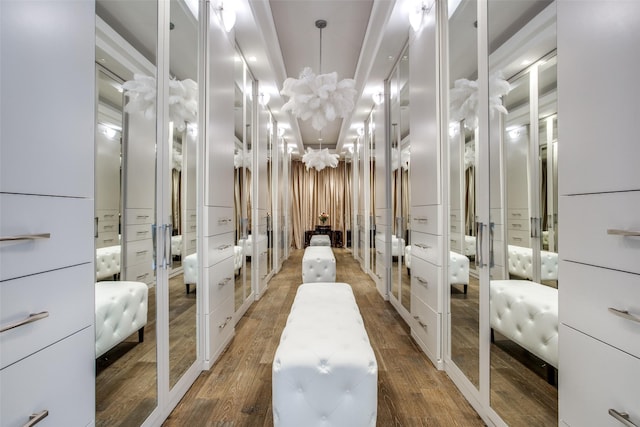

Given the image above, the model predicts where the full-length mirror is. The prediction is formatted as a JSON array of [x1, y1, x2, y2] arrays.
[[448, 0, 480, 390], [487, 2, 558, 424], [95, 2, 158, 424]]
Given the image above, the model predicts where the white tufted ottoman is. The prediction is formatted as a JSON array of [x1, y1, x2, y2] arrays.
[[310, 234, 331, 246], [95, 281, 148, 358], [302, 246, 336, 283], [183, 252, 198, 294], [96, 245, 121, 281], [272, 282, 378, 427], [490, 280, 558, 381], [449, 251, 470, 293], [507, 245, 558, 281]]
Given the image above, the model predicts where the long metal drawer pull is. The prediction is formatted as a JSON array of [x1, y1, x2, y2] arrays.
[[607, 229, 640, 237], [376, 250, 383, 255], [413, 316, 428, 330], [0, 233, 51, 242], [609, 409, 638, 427], [416, 277, 428, 287], [0, 311, 49, 333], [415, 217, 428, 223], [136, 250, 148, 255], [608, 307, 640, 324], [136, 230, 149, 235], [219, 316, 233, 329], [218, 277, 232, 287], [414, 243, 430, 249], [23, 410, 49, 427], [217, 244, 231, 250], [136, 273, 149, 280]]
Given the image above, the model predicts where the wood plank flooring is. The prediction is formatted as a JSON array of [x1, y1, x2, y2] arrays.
[[163, 249, 485, 426]]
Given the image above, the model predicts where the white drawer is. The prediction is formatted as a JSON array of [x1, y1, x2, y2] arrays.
[[96, 209, 119, 223], [0, 264, 93, 369], [507, 230, 530, 247], [95, 234, 119, 248], [124, 238, 153, 267], [507, 208, 528, 221], [411, 231, 443, 266], [561, 191, 640, 275], [560, 261, 640, 358], [204, 256, 235, 313], [124, 262, 154, 285], [410, 256, 441, 312], [206, 295, 234, 358], [450, 237, 461, 252], [559, 325, 640, 427], [203, 206, 234, 236], [449, 221, 462, 234], [97, 220, 118, 235], [185, 233, 197, 253], [0, 194, 93, 282], [125, 223, 152, 242], [124, 208, 153, 226], [185, 220, 197, 235], [450, 210, 462, 222], [411, 205, 441, 235], [507, 219, 528, 231], [185, 209, 197, 224], [206, 232, 234, 268], [0, 327, 95, 427], [410, 298, 441, 364]]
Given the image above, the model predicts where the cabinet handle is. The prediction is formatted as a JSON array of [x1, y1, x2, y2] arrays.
[[413, 316, 427, 330], [609, 409, 638, 427], [136, 230, 149, 235], [607, 229, 640, 238], [0, 311, 49, 333], [137, 215, 150, 219], [136, 273, 149, 280], [415, 217, 428, 223], [376, 250, 383, 255], [0, 233, 50, 242], [22, 410, 49, 427], [608, 307, 640, 324], [217, 244, 231, 251], [218, 277, 232, 287], [416, 276, 428, 287], [414, 243, 430, 249], [219, 316, 233, 329], [136, 250, 148, 255]]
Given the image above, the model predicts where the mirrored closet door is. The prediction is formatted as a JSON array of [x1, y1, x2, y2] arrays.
[[95, 1, 201, 424]]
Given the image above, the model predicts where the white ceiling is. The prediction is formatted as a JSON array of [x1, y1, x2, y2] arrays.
[[96, 0, 557, 157]]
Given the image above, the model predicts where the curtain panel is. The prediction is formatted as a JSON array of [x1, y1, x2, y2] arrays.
[[290, 160, 352, 249]]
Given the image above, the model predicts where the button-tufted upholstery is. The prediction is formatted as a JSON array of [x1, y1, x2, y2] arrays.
[[273, 282, 378, 427], [391, 236, 405, 257], [183, 252, 197, 294], [234, 245, 243, 274], [464, 235, 476, 257], [302, 246, 336, 283], [96, 245, 121, 281], [171, 235, 182, 257], [507, 245, 558, 281], [95, 281, 148, 358], [490, 279, 558, 368], [310, 234, 331, 246], [449, 251, 470, 293]]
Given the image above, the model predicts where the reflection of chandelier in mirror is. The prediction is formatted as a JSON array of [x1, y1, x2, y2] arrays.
[[301, 147, 339, 171], [122, 74, 198, 132], [449, 72, 511, 128]]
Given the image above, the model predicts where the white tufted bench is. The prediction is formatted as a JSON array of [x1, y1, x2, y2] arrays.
[[507, 245, 558, 281], [310, 234, 331, 246], [464, 235, 476, 257], [96, 245, 121, 281], [183, 252, 197, 294], [490, 279, 558, 382], [302, 246, 336, 283], [171, 235, 182, 257], [272, 282, 378, 427], [449, 251, 470, 293], [95, 281, 148, 358], [391, 236, 405, 257], [234, 245, 243, 275]]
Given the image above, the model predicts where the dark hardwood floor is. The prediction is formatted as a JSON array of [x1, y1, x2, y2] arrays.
[[164, 249, 485, 426]]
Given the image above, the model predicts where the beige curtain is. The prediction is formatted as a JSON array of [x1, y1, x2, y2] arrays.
[[172, 169, 181, 234], [290, 160, 352, 249]]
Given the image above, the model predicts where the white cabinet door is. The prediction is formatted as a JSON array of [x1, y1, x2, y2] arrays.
[[409, 4, 440, 207], [0, 1, 94, 198], [558, 0, 640, 195]]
